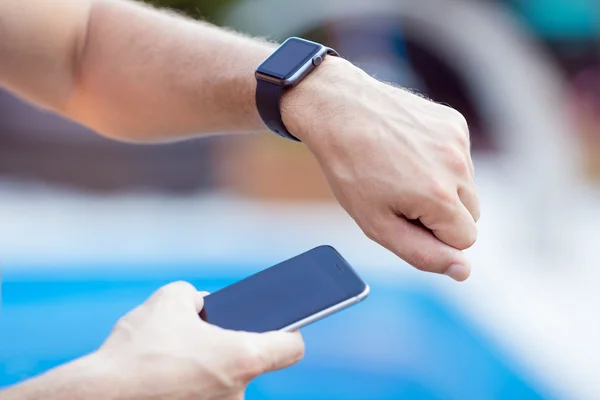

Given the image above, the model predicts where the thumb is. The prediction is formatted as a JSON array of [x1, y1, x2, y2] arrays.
[[376, 215, 471, 281], [245, 331, 305, 375]]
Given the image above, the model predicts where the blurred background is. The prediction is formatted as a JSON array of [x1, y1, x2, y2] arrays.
[[1, 0, 599, 399]]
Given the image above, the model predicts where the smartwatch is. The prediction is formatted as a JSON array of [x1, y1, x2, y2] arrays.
[[255, 37, 339, 142]]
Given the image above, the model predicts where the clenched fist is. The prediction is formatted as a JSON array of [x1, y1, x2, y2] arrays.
[[0, 0, 479, 281], [283, 57, 480, 281]]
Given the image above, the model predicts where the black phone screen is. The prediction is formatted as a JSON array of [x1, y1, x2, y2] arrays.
[[201, 246, 367, 333]]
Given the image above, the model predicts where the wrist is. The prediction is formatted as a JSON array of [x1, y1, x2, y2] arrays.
[[64, 352, 120, 399], [280, 56, 364, 145], [1, 352, 118, 400]]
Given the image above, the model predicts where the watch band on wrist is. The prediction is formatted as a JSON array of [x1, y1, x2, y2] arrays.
[[255, 38, 339, 142], [256, 79, 295, 140]]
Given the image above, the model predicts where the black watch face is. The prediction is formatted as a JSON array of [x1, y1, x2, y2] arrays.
[[257, 38, 322, 80]]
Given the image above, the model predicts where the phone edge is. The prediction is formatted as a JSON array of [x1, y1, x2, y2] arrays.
[[280, 284, 371, 332]]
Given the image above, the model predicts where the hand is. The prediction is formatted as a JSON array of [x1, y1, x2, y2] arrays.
[[94, 281, 304, 400], [283, 57, 480, 281]]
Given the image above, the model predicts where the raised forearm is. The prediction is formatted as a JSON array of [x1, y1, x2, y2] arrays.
[[0, 0, 480, 277], [67, 0, 276, 141], [0, 0, 277, 141]]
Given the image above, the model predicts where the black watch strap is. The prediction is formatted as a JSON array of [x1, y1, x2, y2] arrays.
[[256, 48, 339, 142], [256, 79, 298, 141]]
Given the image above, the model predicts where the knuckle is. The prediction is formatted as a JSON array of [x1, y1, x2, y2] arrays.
[[360, 218, 385, 244], [363, 225, 381, 243], [428, 180, 455, 205], [458, 224, 478, 250], [402, 209, 420, 221], [154, 281, 195, 300], [295, 340, 306, 361], [441, 145, 469, 177], [455, 129, 471, 149], [365, 224, 392, 250], [473, 207, 482, 223], [233, 342, 264, 384], [466, 192, 482, 223], [107, 309, 141, 342], [112, 316, 129, 334], [466, 233, 477, 248], [164, 280, 195, 294], [449, 108, 469, 133], [450, 220, 478, 251], [446, 109, 470, 146], [452, 156, 470, 177], [118, 305, 144, 327]]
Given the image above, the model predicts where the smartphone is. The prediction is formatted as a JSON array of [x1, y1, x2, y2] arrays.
[[201, 246, 369, 333]]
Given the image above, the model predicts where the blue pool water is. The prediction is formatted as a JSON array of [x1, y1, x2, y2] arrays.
[[0, 263, 547, 400]]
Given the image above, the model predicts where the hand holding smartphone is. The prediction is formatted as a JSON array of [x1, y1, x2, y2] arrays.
[[201, 246, 369, 333]]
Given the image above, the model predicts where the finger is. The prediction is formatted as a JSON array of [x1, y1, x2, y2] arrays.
[[419, 196, 478, 251], [462, 134, 475, 180], [197, 291, 211, 323], [458, 185, 480, 222], [146, 281, 205, 313], [373, 215, 471, 281], [245, 331, 305, 376], [467, 156, 475, 179], [469, 153, 476, 178]]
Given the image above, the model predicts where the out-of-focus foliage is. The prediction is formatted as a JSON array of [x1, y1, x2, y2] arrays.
[[142, 0, 237, 22]]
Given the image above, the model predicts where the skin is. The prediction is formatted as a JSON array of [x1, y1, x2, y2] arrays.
[[0, 0, 480, 398], [0, 282, 305, 400], [0, 0, 479, 279]]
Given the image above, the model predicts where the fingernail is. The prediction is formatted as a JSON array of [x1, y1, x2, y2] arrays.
[[445, 264, 470, 282]]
